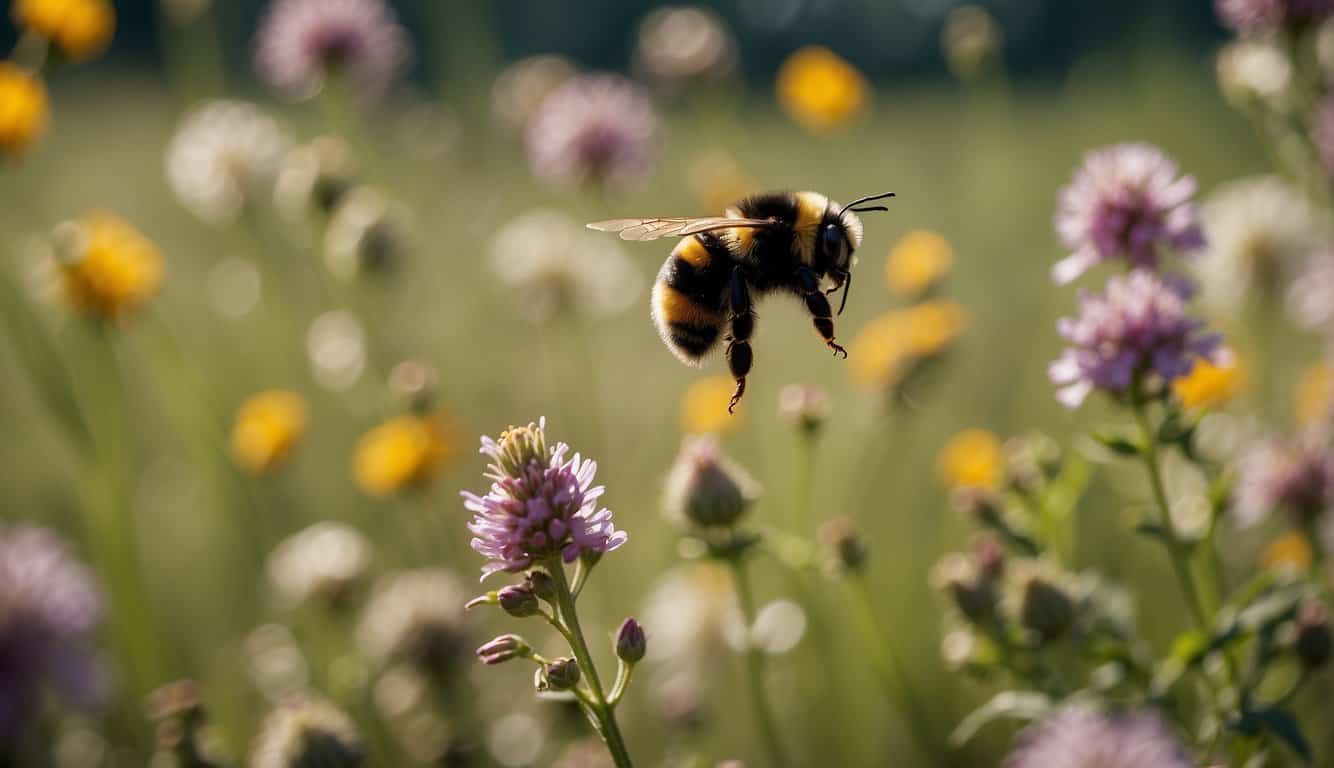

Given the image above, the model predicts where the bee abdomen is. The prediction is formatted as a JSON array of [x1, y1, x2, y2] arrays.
[[652, 237, 730, 366]]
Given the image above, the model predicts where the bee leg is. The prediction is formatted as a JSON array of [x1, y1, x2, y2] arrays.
[[797, 266, 847, 358], [726, 268, 755, 413]]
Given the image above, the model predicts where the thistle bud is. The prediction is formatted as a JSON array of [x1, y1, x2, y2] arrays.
[[540, 657, 581, 691], [1296, 600, 1331, 668], [274, 136, 358, 218], [389, 360, 437, 412], [251, 698, 364, 768], [495, 584, 541, 618], [778, 384, 830, 434], [325, 186, 412, 281], [663, 435, 760, 529], [527, 570, 557, 602], [950, 487, 1002, 526], [973, 536, 1005, 581], [819, 517, 867, 573], [931, 553, 997, 624], [1018, 571, 1074, 643], [616, 617, 647, 664], [476, 634, 531, 666]]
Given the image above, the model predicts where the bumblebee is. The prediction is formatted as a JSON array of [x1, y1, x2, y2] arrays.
[[588, 190, 894, 412]]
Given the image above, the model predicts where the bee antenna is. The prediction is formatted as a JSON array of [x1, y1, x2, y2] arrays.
[[839, 192, 896, 216], [837, 270, 852, 316], [849, 205, 890, 213]]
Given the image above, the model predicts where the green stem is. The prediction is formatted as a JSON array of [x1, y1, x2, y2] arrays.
[[791, 430, 815, 533], [846, 573, 952, 766], [1131, 399, 1212, 630], [546, 559, 635, 768], [726, 557, 791, 768]]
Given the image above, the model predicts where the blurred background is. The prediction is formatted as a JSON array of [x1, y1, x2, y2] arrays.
[[3, 0, 1325, 766]]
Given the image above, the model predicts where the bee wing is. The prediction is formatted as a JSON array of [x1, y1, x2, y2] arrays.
[[585, 217, 777, 242]]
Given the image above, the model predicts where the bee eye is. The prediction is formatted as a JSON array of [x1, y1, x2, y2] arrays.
[[821, 224, 842, 253]]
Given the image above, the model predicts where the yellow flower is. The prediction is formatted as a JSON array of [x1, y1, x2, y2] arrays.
[[0, 63, 49, 157], [847, 301, 969, 390], [938, 429, 1004, 490], [681, 375, 743, 434], [1295, 362, 1334, 428], [886, 230, 953, 298], [12, 0, 115, 62], [775, 46, 869, 133], [55, 212, 163, 320], [1261, 531, 1313, 574], [354, 412, 455, 496], [1172, 351, 1244, 410], [231, 390, 308, 474]]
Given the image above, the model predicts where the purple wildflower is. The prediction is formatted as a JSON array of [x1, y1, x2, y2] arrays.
[[1053, 143, 1205, 284], [525, 74, 660, 189], [463, 418, 627, 580], [1004, 706, 1192, 768], [1049, 269, 1220, 408], [0, 526, 107, 738], [254, 0, 411, 102], [1234, 435, 1334, 528], [1216, 0, 1334, 32]]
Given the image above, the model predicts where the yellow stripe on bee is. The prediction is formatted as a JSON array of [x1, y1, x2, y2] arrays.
[[792, 191, 828, 265], [674, 237, 712, 268], [654, 282, 723, 326], [723, 206, 757, 256]]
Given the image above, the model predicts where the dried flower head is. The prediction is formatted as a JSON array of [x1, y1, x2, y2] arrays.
[[1217, 41, 1292, 107], [489, 209, 641, 325], [12, 0, 114, 62], [1196, 176, 1323, 311], [254, 0, 411, 102], [0, 64, 48, 158], [776, 46, 870, 134], [1233, 434, 1334, 528], [525, 74, 660, 189], [463, 418, 627, 579], [267, 521, 371, 610], [357, 569, 466, 678], [230, 390, 308, 473], [681, 375, 746, 434], [274, 136, 358, 218], [937, 429, 1004, 491], [942, 5, 1003, 81], [1053, 143, 1204, 284], [0, 525, 106, 738], [1049, 270, 1219, 409], [51, 212, 164, 321], [635, 6, 737, 86], [325, 185, 412, 280], [1172, 348, 1243, 410], [491, 54, 577, 132], [1003, 706, 1192, 768], [353, 412, 455, 497], [251, 697, 365, 768], [885, 230, 953, 299], [663, 434, 760, 529], [165, 100, 292, 225]]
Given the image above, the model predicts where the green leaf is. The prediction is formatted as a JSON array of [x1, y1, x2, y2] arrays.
[[1170, 630, 1209, 665], [949, 691, 1051, 746], [1092, 429, 1142, 456]]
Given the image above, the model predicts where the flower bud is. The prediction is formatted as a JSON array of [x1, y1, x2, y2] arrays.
[[497, 584, 541, 618], [540, 657, 581, 691], [325, 186, 411, 281], [973, 536, 1005, 581], [476, 634, 531, 665], [950, 487, 1002, 526], [663, 435, 760, 529], [819, 517, 867, 573], [931, 553, 997, 624], [494, 421, 550, 476], [616, 617, 647, 664], [778, 384, 830, 434], [1018, 573, 1074, 643], [389, 360, 436, 412], [527, 570, 557, 602], [251, 698, 364, 768], [274, 136, 358, 218], [1296, 600, 1331, 668]]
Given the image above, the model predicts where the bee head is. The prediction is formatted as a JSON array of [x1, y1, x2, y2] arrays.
[[821, 191, 896, 315]]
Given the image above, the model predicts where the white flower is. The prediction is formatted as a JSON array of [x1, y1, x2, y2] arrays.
[[1195, 176, 1326, 312], [640, 564, 738, 663], [165, 100, 292, 224], [1217, 40, 1292, 106], [267, 521, 371, 609], [489, 209, 642, 324]]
